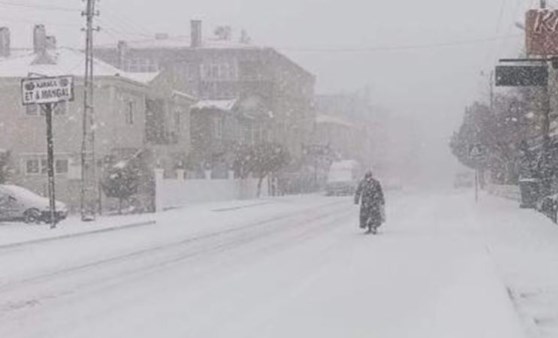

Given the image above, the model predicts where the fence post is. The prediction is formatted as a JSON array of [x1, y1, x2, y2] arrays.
[[154, 168, 164, 213], [176, 169, 185, 181]]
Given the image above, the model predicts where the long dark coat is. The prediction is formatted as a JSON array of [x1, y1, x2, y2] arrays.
[[354, 177, 385, 228]]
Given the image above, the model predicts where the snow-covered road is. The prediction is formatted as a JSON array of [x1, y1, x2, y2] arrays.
[[0, 191, 532, 337]]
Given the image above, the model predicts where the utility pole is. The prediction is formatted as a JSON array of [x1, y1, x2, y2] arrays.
[[44, 103, 57, 228], [480, 70, 495, 111], [489, 70, 494, 112], [81, 0, 99, 221], [475, 166, 479, 203], [540, 0, 552, 197]]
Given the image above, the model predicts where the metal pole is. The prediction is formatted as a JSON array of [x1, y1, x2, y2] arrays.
[[540, 75, 552, 198], [314, 157, 318, 191], [475, 167, 479, 203], [489, 70, 494, 112], [81, 0, 98, 221], [44, 103, 57, 228]]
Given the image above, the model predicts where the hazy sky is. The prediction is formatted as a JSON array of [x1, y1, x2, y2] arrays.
[[0, 0, 541, 184], [1, 0, 531, 117]]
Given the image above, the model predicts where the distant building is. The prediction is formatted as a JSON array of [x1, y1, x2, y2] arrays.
[[95, 20, 316, 160], [313, 114, 357, 159], [188, 97, 274, 178], [313, 92, 375, 167]]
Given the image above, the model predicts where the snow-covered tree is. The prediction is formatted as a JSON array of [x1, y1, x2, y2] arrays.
[[101, 158, 141, 214], [451, 94, 535, 185], [234, 142, 291, 196]]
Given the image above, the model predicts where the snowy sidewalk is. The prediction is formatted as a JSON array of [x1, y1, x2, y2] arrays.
[[0, 198, 282, 248], [474, 193, 558, 337]]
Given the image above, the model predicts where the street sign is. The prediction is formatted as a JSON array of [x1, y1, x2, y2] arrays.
[[495, 65, 548, 87], [21, 76, 74, 106], [469, 144, 485, 160], [526, 9, 558, 56], [20, 75, 74, 229]]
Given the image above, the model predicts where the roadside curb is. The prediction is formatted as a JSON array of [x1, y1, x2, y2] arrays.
[[212, 201, 272, 212], [0, 219, 157, 251]]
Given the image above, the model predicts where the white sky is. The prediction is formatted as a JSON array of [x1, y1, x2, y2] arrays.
[[0, 1, 532, 111], [0, 0, 543, 185]]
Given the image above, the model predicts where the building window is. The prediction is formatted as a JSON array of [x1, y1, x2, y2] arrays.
[[243, 125, 253, 144], [178, 63, 197, 80], [174, 110, 181, 129], [239, 60, 265, 80], [55, 159, 69, 174], [40, 159, 48, 174], [125, 101, 135, 125], [25, 157, 69, 175], [126, 57, 158, 72], [201, 62, 237, 81], [214, 117, 224, 139], [26, 159, 39, 174]]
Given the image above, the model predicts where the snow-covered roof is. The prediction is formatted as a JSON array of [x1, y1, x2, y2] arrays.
[[191, 99, 237, 112], [316, 114, 354, 128], [0, 48, 156, 85], [113, 161, 127, 169], [125, 71, 160, 84], [172, 90, 197, 101], [97, 36, 263, 51]]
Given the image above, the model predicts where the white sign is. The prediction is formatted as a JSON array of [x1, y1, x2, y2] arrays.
[[21, 76, 74, 106], [470, 145, 485, 159]]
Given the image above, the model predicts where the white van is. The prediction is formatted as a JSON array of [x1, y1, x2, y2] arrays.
[[325, 160, 362, 196]]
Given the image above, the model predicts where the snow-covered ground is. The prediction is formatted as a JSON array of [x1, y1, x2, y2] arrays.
[[0, 189, 555, 337]]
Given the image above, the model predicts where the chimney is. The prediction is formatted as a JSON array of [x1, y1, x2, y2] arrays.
[[117, 40, 128, 70], [190, 20, 202, 48], [33, 25, 47, 54], [0, 27, 10, 57], [46, 35, 56, 50]]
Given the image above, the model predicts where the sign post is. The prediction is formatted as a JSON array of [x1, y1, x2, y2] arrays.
[[21, 75, 74, 229], [469, 144, 486, 203], [44, 102, 56, 229]]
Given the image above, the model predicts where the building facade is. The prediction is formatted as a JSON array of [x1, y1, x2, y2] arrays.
[[0, 25, 195, 212], [95, 20, 316, 159]]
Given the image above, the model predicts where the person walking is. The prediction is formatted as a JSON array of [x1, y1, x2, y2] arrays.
[[354, 171, 385, 234]]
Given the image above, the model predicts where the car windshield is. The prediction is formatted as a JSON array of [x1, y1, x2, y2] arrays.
[[0, 1, 555, 337]]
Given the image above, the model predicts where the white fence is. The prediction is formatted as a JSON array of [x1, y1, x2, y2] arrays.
[[487, 184, 521, 202], [154, 169, 269, 212]]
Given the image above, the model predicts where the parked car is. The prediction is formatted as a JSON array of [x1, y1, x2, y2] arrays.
[[325, 160, 362, 196], [0, 185, 68, 224]]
